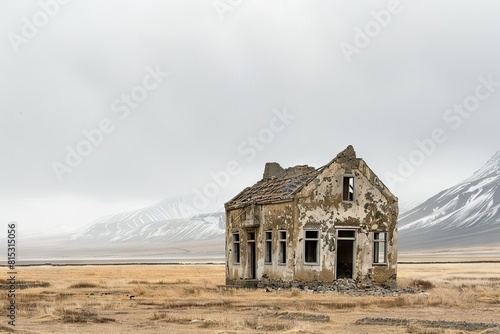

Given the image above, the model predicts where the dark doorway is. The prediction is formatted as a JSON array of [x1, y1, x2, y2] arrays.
[[247, 231, 256, 279], [336, 230, 355, 279]]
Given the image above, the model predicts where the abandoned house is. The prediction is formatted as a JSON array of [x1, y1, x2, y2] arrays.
[[224, 145, 399, 287]]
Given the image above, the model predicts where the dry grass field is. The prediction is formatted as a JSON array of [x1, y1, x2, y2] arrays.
[[1, 263, 499, 334]]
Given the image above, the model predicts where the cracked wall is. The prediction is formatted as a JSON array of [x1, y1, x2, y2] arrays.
[[226, 202, 296, 285], [295, 159, 398, 285]]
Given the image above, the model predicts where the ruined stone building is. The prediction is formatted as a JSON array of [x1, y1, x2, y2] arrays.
[[224, 146, 398, 286]]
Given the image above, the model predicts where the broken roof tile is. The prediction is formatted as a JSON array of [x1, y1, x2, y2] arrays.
[[225, 166, 319, 208]]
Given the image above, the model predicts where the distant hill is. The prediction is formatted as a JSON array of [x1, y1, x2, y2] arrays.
[[399, 151, 500, 251], [72, 210, 225, 243], [16, 199, 226, 264]]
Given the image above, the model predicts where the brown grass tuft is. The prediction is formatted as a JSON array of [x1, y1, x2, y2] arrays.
[[151, 311, 169, 320], [244, 319, 293, 331], [128, 280, 149, 284], [0, 324, 15, 332], [409, 279, 435, 290], [60, 308, 96, 323], [59, 308, 115, 323], [68, 282, 100, 289], [181, 287, 201, 296]]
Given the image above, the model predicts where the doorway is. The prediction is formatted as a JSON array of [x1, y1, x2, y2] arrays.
[[247, 230, 256, 279], [336, 230, 356, 279]]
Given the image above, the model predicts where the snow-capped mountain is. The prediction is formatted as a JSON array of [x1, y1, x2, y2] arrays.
[[15, 198, 226, 263], [71, 198, 225, 243], [399, 151, 500, 251], [73, 212, 225, 243]]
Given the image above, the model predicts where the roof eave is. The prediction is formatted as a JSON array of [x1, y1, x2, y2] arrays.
[[225, 197, 295, 211]]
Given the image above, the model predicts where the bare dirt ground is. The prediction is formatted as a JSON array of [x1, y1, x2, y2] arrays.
[[1, 263, 499, 334]]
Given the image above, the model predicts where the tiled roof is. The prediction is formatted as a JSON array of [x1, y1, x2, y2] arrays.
[[225, 167, 320, 209]]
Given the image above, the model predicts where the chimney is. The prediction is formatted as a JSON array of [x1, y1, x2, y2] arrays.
[[335, 145, 356, 160], [263, 162, 286, 180]]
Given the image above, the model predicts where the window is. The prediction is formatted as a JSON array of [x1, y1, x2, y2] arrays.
[[264, 231, 272, 263], [343, 176, 354, 201], [304, 230, 319, 264], [232, 233, 240, 264], [278, 231, 287, 264], [373, 232, 387, 264]]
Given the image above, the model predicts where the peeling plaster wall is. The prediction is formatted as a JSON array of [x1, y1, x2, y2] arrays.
[[226, 202, 296, 285], [225, 208, 245, 284], [260, 203, 295, 280], [295, 159, 398, 285]]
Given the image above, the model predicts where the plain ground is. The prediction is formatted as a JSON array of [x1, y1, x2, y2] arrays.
[[1, 261, 499, 334]]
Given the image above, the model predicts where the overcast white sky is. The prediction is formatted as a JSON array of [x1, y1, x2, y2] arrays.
[[1, 0, 499, 234]]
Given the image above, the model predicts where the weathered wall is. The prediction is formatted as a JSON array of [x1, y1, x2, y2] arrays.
[[259, 202, 295, 280], [226, 202, 296, 285], [225, 207, 245, 284], [295, 158, 398, 284]]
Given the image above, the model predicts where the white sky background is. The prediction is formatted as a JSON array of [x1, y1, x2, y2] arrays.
[[1, 0, 500, 234]]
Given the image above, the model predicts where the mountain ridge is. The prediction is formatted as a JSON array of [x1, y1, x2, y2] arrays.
[[399, 151, 500, 251]]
